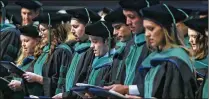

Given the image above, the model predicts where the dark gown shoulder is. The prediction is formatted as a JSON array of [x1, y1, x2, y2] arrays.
[[141, 56, 198, 98], [0, 26, 21, 77]]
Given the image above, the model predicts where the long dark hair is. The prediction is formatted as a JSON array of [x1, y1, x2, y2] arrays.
[[34, 23, 67, 62], [194, 31, 208, 59]]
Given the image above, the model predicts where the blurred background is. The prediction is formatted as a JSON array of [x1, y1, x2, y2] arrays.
[[5, 0, 208, 24]]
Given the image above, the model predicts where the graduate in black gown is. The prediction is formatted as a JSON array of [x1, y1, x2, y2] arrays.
[[0, 0, 21, 77], [127, 4, 197, 98], [52, 8, 101, 99], [103, 0, 159, 96], [5, 25, 40, 99], [18, 13, 73, 97], [15, 0, 42, 26], [83, 21, 115, 86], [176, 6, 208, 49], [104, 7, 132, 84], [184, 17, 208, 98], [72, 21, 116, 99]]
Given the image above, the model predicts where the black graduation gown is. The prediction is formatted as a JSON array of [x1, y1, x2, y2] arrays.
[[62, 48, 94, 99], [73, 48, 95, 86], [113, 40, 150, 85], [196, 70, 208, 99], [110, 39, 133, 84], [54, 43, 74, 94], [42, 45, 73, 97], [132, 43, 150, 84], [0, 24, 20, 61], [62, 49, 114, 99], [193, 56, 208, 86], [64, 41, 91, 90], [122, 33, 150, 85], [13, 57, 34, 98], [0, 24, 21, 77], [148, 57, 197, 98], [138, 47, 198, 98], [0, 77, 15, 99], [110, 33, 150, 86], [54, 41, 75, 94], [19, 57, 42, 97], [29, 44, 72, 97], [77, 52, 113, 99], [84, 55, 113, 86], [0, 56, 34, 99]]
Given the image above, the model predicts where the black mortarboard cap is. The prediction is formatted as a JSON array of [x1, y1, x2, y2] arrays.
[[19, 24, 40, 38], [0, 0, 8, 8], [33, 13, 64, 26], [140, 4, 187, 26], [119, 0, 159, 12], [184, 17, 208, 35], [58, 13, 71, 23], [177, 6, 208, 20], [56, 10, 71, 23], [177, 8, 193, 19], [100, 7, 113, 14], [15, 0, 42, 10], [33, 13, 66, 48], [104, 7, 126, 24], [85, 21, 113, 39], [0, 61, 25, 77], [66, 8, 101, 24]]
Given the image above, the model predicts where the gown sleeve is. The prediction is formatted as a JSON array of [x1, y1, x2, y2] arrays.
[[42, 48, 72, 97], [0, 27, 20, 62]]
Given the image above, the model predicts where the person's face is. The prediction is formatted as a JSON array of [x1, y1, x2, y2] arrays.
[[21, 8, 38, 26], [38, 24, 49, 42], [188, 28, 198, 51], [70, 19, 86, 42], [123, 10, 143, 34], [144, 20, 164, 48], [112, 23, 131, 42], [89, 36, 108, 57], [20, 35, 38, 55]]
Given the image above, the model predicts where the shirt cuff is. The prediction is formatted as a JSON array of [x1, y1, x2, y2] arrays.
[[128, 85, 140, 95]]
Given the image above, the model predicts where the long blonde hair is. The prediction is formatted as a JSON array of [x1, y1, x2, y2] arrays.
[[146, 26, 191, 56], [16, 48, 27, 66], [63, 23, 76, 42], [16, 38, 40, 66]]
